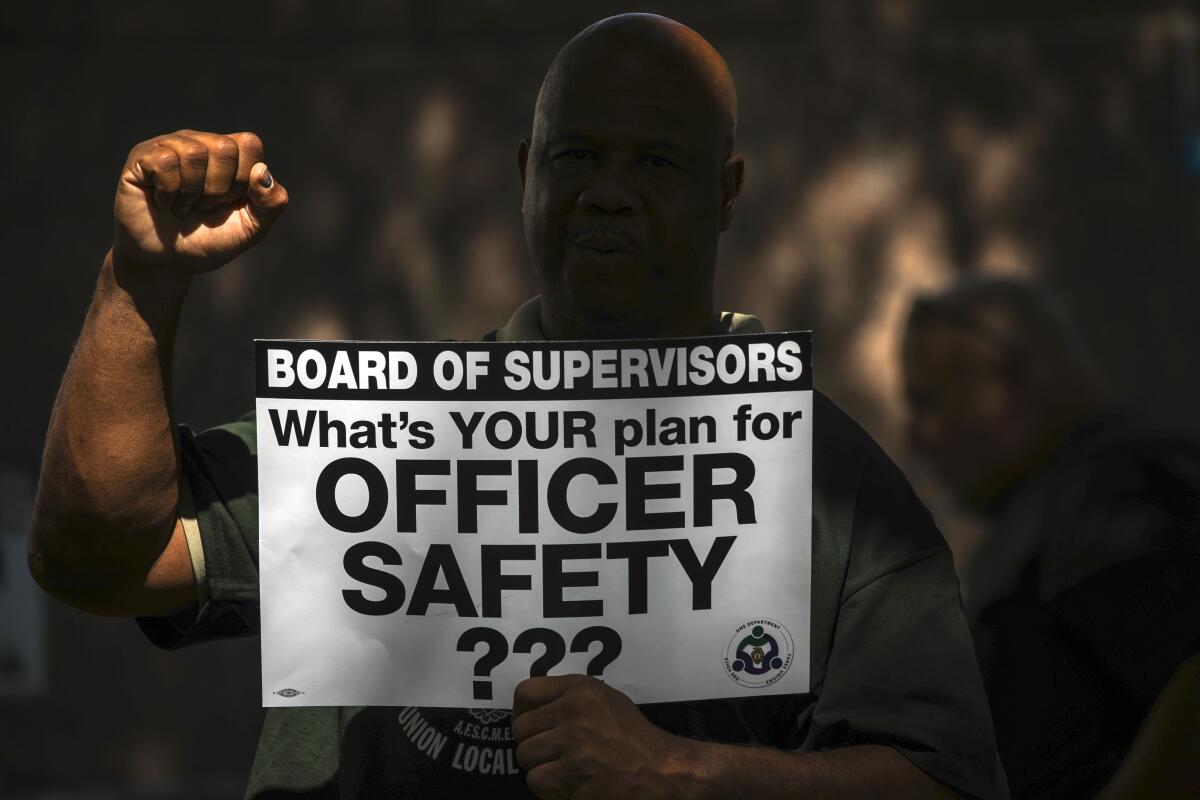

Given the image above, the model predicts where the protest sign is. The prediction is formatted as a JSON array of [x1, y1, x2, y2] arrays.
[[256, 331, 812, 708]]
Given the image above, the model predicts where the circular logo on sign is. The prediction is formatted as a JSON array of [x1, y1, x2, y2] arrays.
[[723, 619, 794, 688]]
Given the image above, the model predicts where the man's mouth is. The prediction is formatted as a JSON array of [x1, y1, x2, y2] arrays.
[[572, 230, 636, 254], [569, 242, 638, 272]]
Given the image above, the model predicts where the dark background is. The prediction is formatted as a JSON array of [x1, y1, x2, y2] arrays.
[[2, 1, 1198, 795]]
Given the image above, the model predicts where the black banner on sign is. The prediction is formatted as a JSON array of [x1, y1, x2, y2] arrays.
[[255, 331, 812, 402]]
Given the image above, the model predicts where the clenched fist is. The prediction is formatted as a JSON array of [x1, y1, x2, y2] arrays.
[[114, 130, 288, 273]]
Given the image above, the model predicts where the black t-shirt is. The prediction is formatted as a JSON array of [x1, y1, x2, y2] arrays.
[[963, 409, 1200, 799]]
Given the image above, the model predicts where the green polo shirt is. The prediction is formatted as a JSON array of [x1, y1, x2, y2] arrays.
[[140, 299, 1007, 799]]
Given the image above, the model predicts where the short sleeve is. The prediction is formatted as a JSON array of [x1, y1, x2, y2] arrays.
[[137, 412, 262, 649], [806, 397, 1008, 800]]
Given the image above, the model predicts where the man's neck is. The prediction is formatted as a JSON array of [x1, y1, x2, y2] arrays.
[[539, 303, 722, 341]]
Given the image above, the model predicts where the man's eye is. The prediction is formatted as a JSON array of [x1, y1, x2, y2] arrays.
[[642, 154, 675, 168]]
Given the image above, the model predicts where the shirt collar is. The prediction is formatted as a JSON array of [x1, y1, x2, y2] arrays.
[[494, 296, 765, 342]]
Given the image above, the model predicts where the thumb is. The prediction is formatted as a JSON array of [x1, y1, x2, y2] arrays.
[[245, 161, 289, 229]]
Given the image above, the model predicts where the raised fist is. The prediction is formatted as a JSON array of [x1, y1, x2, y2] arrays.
[[113, 130, 288, 272]]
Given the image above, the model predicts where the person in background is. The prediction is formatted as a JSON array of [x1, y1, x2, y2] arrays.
[[902, 275, 1200, 798]]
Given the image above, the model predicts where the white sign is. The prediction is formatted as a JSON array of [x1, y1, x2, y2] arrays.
[[256, 333, 812, 708]]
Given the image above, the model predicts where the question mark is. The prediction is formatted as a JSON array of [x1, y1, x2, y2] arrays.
[[570, 626, 622, 679], [513, 628, 567, 677], [456, 627, 508, 701]]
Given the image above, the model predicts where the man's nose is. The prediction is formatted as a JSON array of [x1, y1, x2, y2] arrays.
[[577, 165, 640, 216]]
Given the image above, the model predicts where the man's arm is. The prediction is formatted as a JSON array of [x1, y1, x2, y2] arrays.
[[31, 249, 194, 616], [512, 674, 957, 800], [28, 130, 287, 616]]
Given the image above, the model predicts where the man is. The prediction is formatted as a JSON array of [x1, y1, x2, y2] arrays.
[[32, 14, 1005, 799], [902, 276, 1200, 798]]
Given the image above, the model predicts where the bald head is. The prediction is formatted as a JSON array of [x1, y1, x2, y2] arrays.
[[533, 14, 738, 162], [518, 14, 745, 340]]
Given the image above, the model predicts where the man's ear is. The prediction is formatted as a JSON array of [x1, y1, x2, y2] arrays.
[[720, 155, 745, 231], [517, 140, 530, 193]]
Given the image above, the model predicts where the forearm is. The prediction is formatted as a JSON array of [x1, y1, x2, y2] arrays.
[[30, 247, 191, 609], [674, 740, 957, 800]]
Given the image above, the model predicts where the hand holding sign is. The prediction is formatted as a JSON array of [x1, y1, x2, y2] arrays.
[[513, 675, 696, 799], [114, 130, 288, 274]]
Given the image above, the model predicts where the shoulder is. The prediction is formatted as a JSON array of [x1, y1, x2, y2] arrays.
[[1036, 411, 1200, 594], [1059, 410, 1200, 491], [810, 391, 948, 598], [811, 390, 895, 483], [179, 411, 258, 485], [213, 410, 258, 447]]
